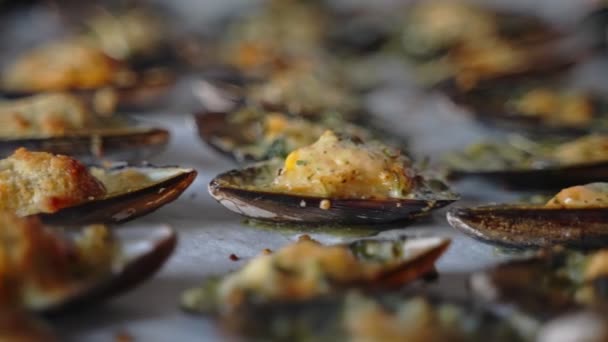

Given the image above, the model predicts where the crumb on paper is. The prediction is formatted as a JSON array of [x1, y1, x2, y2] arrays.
[[319, 199, 331, 210], [262, 248, 272, 255], [229, 254, 239, 261]]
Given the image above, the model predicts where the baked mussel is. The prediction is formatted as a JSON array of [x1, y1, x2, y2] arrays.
[[194, 106, 378, 163], [0, 211, 176, 315], [0, 148, 195, 226], [181, 235, 450, 314], [0, 93, 170, 162], [447, 183, 608, 249], [180, 236, 527, 341], [444, 134, 608, 189], [0, 35, 175, 112], [470, 247, 608, 320], [441, 75, 608, 136], [399, 1, 582, 89], [209, 130, 457, 224]]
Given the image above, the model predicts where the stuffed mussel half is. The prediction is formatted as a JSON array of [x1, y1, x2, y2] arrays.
[[444, 134, 608, 189], [470, 247, 608, 320], [0, 148, 195, 226], [0, 32, 176, 112], [181, 235, 450, 313], [448, 183, 608, 249], [441, 75, 608, 136], [0, 93, 170, 162], [209, 130, 457, 224], [0, 211, 176, 315], [180, 236, 527, 341], [399, 1, 587, 89], [194, 105, 382, 163]]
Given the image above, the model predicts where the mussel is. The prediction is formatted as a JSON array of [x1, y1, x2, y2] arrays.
[[470, 248, 608, 319], [0, 93, 170, 162], [209, 130, 456, 225], [43, 223, 175, 314], [181, 236, 450, 314], [193, 106, 377, 163], [179, 236, 531, 341], [448, 183, 608, 248], [0, 212, 176, 315], [400, 1, 588, 89], [0, 33, 176, 112], [40, 164, 197, 226], [445, 135, 608, 189], [440, 76, 608, 136]]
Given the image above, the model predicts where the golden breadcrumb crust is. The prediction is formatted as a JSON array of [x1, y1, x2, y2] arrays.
[[0, 148, 106, 216]]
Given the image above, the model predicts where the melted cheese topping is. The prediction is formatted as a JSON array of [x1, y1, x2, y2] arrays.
[[513, 89, 594, 126], [0, 148, 106, 216], [3, 40, 124, 91], [0, 213, 115, 309], [545, 183, 608, 209], [272, 131, 413, 199], [0, 93, 95, 138], [218, 237, 380, 311], [552, 135, 608, 165]]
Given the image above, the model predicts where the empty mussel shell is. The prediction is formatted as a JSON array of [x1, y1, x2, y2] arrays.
[[0, 127, 170, 163], [447, 205, 608, 249], [209, 160, 457, 225], [40, 223, 176, 314], [39, 165, 197, 226]]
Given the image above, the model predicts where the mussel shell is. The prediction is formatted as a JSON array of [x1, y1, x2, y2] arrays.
[[447, 205, 608, 248], [209, 161, 457, 224], [0, 128, 170, 163], [39, 165, 197, 226], [449, 161, 608, 190], [39, 223, 176, 315]]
